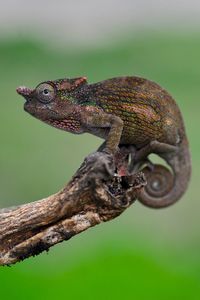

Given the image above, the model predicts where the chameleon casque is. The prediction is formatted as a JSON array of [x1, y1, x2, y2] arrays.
[[16, 76, 191, 208]]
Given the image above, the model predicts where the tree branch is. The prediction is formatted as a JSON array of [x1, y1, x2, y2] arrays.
[[0, 152, 146, 266]]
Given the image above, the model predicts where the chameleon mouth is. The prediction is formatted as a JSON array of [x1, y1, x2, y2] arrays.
[[16, 86, 33, 97]]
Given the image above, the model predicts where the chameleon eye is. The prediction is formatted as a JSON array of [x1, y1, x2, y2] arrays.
[[36, 83, 55, 104]]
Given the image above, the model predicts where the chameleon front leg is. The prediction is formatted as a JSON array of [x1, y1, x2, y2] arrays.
[[98, 142, 135, 176], [81, 108, 124, 154]]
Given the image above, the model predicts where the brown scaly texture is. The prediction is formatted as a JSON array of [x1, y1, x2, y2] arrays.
[[83, 77, 182, 146], [16, 76, 191, 208], [81, 77, 191, 208]]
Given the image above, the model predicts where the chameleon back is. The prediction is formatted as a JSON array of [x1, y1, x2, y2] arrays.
[[87, 76, 184, 148]]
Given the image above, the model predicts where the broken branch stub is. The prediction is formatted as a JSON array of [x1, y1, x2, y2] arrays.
[[0, 152, 146, 266]]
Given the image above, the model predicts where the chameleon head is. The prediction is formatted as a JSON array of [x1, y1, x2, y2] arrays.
[[16, 77, 87, 132], [16, 82, 60, 123], [16, 77, 87, 121]]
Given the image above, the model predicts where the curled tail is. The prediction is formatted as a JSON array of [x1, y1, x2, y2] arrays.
[[137, 139, 191, 208]]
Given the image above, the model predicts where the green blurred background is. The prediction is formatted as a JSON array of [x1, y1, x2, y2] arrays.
[[0, 1, 200, 299]]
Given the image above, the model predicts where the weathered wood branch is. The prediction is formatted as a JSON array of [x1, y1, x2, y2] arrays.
[[0, 152, 146, 266]]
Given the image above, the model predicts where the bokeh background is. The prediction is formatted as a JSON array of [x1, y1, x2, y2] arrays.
[[0, 0, 200, 299]]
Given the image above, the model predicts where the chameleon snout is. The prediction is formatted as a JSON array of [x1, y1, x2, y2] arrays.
[[16, 86, 33, 97]]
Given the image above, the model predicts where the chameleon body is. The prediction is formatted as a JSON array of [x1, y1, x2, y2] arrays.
[[16, 76, 191, 208]]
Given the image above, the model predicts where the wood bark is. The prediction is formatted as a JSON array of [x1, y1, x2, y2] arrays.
[[0, 151, 146, 266]]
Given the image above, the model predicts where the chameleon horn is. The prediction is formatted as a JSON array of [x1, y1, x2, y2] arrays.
[[137, 164, 174, 208], [16, 86, 33, 96]]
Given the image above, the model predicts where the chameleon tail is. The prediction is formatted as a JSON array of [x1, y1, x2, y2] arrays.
[[137, 140, 191, 208]]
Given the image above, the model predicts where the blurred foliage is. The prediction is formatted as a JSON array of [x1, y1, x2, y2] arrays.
[[0, 32, 199, 299]]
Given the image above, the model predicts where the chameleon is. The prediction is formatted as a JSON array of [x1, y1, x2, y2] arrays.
[[16, 76, 191, 208]]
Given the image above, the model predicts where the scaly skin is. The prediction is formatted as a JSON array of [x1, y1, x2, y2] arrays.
[[16, 76, 191, 208]]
